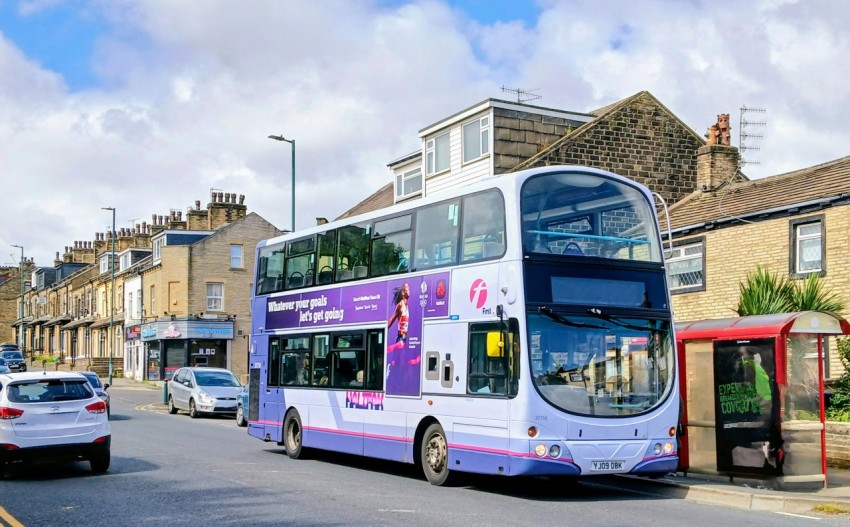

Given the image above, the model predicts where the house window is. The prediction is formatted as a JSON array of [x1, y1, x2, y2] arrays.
[[120, 253, 131, 271], [99, 254, 114, 274], [128, 292, 134, 320], [790, 216, 824, 277], [206, 283, 224, 311], [153, 238, 164, 261], [667, 239, 705, 293], [426, 132, 450, 175], [462, 116, 489, 163], [150, 285, 156, 315], [230, 245, 243, 269], [395, 167, 422, 199]]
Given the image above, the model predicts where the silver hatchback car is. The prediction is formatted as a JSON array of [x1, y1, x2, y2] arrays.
[[0, 371, 111, 476], [167, 367, 242, 418]]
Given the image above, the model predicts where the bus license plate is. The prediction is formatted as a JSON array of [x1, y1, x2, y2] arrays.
[[591, 460, 624, 472]]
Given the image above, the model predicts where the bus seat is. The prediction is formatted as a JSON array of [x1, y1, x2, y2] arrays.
[[287, 274, 304, 288], [304, 270, 314, 286], [318, 268, 334, 284], [353, 265, 368, 279], [337, 269, 353, 281]]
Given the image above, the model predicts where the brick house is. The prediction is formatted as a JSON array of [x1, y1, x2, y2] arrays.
[[664, 146, 850, 380]]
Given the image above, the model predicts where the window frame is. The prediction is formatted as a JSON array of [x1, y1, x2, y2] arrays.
[[230, 244, 244, 269], [395, 166, 423, 199], [425, 132, 450, 176], [667, 237, 706, 294], [206, 282, 224, 312], [462, 116, 490, 164], [789, 215, 825, 278]]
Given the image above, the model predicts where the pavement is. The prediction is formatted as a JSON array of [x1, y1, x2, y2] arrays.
[[52, 365, 850, 515]]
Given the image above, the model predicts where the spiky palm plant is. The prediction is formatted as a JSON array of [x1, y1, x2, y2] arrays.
[[735, 266, 794, 316], [791, 272, 845, 313]]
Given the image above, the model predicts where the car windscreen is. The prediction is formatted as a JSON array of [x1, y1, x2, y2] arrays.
[[194, 370, 241, 387], [2, 352, 23, 360], [0, 358, 6, 365], [7, 379, 95, 403]]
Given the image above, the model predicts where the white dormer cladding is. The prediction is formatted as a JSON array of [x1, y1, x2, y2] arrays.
[[389, 98, 594, 202]]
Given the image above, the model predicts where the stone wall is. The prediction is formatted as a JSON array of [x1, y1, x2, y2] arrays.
[[827, 421, 850, 468], [521, 93, 703, 206]]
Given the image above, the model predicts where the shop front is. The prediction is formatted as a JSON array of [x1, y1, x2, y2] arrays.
[[125, 324, 143, 381], [140, 318, 234, 381]]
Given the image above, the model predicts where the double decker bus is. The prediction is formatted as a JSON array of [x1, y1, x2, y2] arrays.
[[247, 165, 679, 485]]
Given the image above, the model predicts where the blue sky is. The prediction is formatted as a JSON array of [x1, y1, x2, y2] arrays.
[[2, 0, 850, 265], [0, 0, 543, 92]]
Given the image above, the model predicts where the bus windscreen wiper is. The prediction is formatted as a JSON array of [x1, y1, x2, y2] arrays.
[[537, 306, 606, 329], [585, 308, 653, 332]]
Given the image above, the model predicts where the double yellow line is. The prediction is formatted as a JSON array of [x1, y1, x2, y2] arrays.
[[0, 505, 24, 526]]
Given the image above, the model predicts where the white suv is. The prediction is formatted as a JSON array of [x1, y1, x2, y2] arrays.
[[0, 371, 111, 476]]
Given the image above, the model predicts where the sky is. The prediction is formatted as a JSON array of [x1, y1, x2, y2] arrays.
[[1, 0, 849, 266]]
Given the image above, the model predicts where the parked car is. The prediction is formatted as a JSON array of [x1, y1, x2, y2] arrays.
[[167, 367, 242, 418], [236, 384, 249, 427], [0, 350, 26, 372], [0, 343, 19, 352], [79, 372, 110, 417], [0, 371, 111, 475], [0, 358, 10, 375]]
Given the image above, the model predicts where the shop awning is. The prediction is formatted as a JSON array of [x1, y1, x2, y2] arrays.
[[91, 317, 123, 330], [44, 315, 72, 327], [62, 317, 96, 330]]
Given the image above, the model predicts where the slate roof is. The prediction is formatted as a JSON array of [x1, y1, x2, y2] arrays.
[[336, 181, 395, 220], [665, 155, 850, 233]]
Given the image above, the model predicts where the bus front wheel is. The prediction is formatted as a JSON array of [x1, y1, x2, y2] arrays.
[[283, 409, 304, 459], [420, 423, 452, 486]]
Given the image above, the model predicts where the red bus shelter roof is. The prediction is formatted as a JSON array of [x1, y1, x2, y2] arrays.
[[675, 311, 850, 341]]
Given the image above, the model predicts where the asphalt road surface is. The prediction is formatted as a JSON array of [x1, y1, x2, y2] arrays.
[[0, 382, 846, 527]]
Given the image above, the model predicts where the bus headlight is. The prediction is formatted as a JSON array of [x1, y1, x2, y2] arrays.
[[534, 444, 547, 457], [653, 443, 663, 456], [548, 445, 561, 458], [663, 441, 674, 454]]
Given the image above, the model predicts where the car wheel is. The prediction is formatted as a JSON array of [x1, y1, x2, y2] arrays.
[[283, 409, 305, 459], [236, 404, 247, 427], [420, 422, 453, 486], [189, 399, 199, 418], [89, 444, 110, 474], [167, 395, 178, 414]]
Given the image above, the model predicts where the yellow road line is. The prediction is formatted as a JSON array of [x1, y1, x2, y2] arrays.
[[0, 505, 25, 527]]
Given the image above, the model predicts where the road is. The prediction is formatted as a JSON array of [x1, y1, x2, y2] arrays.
[[0, 382, 846, 527]]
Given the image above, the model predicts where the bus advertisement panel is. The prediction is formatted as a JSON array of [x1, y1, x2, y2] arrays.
[[264, 272, 449, 396]]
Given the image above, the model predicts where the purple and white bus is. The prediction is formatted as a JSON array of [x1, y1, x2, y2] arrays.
[[247, 165, 679, 485]]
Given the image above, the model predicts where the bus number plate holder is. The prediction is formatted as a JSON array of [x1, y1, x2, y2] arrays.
[[591, 460, 624, 471]]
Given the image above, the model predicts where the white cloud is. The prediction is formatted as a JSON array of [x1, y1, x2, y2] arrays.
[[2, 0, 850, 264]]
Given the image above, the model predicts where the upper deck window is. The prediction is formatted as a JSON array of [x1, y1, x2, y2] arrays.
[[521, 172, 662, 263]]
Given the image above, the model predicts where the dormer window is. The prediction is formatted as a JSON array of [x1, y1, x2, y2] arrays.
[[152, 237, 164, 261], [99, 254, 114, 274], [395, 167, 422, 199], [462, 116, 489, 163], [426, 132, 450, 175]]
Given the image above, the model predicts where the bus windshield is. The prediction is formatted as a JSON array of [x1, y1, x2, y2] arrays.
[[521, 171, 662, 262], [528, 311, 674, 416]]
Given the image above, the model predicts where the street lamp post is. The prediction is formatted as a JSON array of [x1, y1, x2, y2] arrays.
[[102, 207, 116, 385], [268, 134, 296, 231], [11, 245, 24, 353]]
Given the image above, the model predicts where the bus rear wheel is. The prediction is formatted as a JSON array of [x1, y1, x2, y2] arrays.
[[420, 423, 452, 486], [283, 409, 304, 459]]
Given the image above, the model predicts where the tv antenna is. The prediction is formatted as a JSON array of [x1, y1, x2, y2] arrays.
[[501, 86, 542, 104], [739, 105, 766, 167]]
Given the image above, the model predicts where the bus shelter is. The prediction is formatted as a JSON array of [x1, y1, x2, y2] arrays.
[[676, 311, 850, 487]]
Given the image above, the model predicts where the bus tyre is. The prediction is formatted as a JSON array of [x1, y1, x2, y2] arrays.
[[283, 410, 304, 459], [167, 395, 178, 414], [420, 423, 453, 486]]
